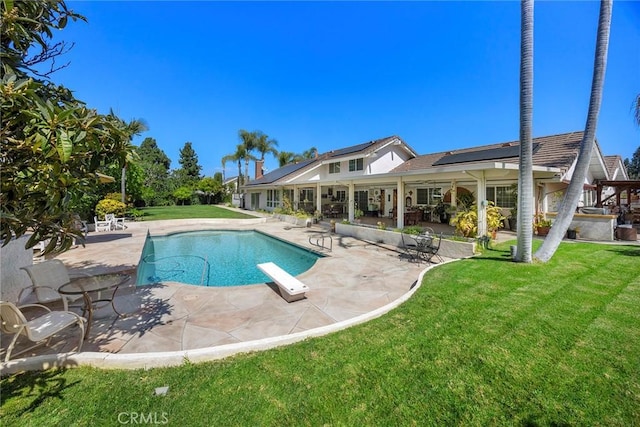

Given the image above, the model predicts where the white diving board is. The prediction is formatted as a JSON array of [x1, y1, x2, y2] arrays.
[[257, 262, 309, 303]]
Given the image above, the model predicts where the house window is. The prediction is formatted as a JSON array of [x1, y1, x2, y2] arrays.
[[329, 162, 340, 174], [266, 189, 280, 208], [300, 189, 314, 203], [355, 190, 368, 211], [417, 188, 442, 205], [335, 190, 346, 202], [486, 186, 515, 209], [349, 158, 364, 172]]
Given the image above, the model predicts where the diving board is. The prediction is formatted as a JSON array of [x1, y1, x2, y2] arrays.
[[257, 262, 309, 303]]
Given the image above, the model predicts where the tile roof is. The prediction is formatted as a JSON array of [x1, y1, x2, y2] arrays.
[[391, 131, 585, 173], [604, 155, 623, 178]]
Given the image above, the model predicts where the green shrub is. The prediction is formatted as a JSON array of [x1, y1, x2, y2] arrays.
[[95, 199, 126, 219]]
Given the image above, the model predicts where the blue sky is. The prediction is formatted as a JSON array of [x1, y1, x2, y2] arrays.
[[54, 1, 639, 178]]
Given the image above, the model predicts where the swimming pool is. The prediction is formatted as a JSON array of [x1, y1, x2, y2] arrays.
[[136, 230, 323, 287]]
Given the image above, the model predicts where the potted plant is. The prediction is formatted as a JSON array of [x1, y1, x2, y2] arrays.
[[567, 226, 580, 239], [354, 209, 364, 223], [486, 201, 505, 239], [534, 214, 552, 236]]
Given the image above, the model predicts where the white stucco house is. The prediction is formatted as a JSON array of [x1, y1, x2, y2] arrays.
[[243, 131, 630, 238]]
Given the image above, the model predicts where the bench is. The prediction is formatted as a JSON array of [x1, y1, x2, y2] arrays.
[[257, 262, 309, 303]]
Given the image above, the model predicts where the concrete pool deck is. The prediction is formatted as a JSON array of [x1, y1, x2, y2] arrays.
[[2, 215, 441, 373]]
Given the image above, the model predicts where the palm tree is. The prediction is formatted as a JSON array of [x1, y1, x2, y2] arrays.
[[108, 111, 148, 204], [221, 143, 247, 192], [516, 0, 534, 263], [278, 151, 297, 167], [300, 147, 317, 159], [238, 129, 257, 183], [254, 131, 279, 161], [535, 0, 613, 262]]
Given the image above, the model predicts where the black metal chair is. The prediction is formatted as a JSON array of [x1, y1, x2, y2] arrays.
[[422, 232, 444, 264]]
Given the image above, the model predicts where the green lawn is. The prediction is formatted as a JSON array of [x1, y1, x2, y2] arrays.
[[2, 242, 639, 425], [138, 204, 258, 221]]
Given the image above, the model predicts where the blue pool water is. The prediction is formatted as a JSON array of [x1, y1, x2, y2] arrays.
[[136, 230, 323, 287]]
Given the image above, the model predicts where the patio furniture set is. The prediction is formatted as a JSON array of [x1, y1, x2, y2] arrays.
[[94, 214, 127, 232], [0, 260, 131, 361]]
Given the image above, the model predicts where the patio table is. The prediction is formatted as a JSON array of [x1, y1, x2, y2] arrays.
[[59, 273, 131, 339]]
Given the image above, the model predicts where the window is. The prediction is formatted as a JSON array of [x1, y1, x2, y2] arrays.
[[417, 188, 442, 205], [486, 186, 515, 208], [335, 190, 346, 202], [266, 189, 280, 208], [355, 191, 368, 211], [300, 189, 314, 203], [349, 158, 364, 172], [329, 162, 340, 174]]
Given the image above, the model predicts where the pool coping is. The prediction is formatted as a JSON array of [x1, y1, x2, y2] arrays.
[[0, 258, 457, 374], [1, 216, 459, 374]]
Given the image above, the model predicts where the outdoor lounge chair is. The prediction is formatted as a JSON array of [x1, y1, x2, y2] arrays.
[[0, 301, 85, 361], [20, 259, 83, 311]]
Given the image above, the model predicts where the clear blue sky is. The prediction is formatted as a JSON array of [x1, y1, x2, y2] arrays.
[[54, 1, 639, 178]]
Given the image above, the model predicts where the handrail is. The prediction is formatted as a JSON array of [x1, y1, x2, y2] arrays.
[[308, 233, 332, 251], [200, 254, 208, 286]]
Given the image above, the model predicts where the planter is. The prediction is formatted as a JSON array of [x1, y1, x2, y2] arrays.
[[536, 226, 550, 236], [334, 222, 476, 259], [566, 229, 577, 239]]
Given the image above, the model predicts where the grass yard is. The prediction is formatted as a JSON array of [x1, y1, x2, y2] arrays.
[[138, 205, 258, 221], [1, 241, 639, 425]]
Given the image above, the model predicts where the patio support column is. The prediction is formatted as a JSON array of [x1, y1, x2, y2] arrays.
[[397, 177, 404, 229], [451, 180, 457, 209], [348, 182, 355, 222], [316, 183, 322, 215], [293, 185, 299, 211], [465, 170, 487, 236], [476, 171, 487, 236]]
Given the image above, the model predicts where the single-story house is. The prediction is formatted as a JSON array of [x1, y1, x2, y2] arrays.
[[243, 131, 631, 239]]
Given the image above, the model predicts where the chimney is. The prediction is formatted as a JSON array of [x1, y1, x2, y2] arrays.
[[255, 160, 264, 180]]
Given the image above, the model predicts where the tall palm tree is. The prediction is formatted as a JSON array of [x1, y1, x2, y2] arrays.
[[516, 0, 534, 263], [221, 143, 247, 192], [254, 131, 278, 161], [535, 0, 613, 262], [238, 129, 257, 183], [278, 151, 296, 167], [300, 147, 317, 159], [108, 111, 148, 204]]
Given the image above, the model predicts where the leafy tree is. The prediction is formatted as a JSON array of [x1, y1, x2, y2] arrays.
[[516, 0, 534, 263], [624, 146, 640, 179], [173, 186, 192, 205], [195, 177, 222, 205], [1, 0, 134, 253], [633, 93, 640, 127], [535, 0, 613, 262], [137, 137, 172, 206], [175, 141, 202, 187]]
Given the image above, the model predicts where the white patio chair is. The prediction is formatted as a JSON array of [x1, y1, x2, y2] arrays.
[[0, 301, 85, 361], [94, 216, 112, 232], [112, 215, 127, 230], [20, 259, 84, 311]]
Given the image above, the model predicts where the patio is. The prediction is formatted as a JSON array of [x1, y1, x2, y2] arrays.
[[1, 217, 437, 371]]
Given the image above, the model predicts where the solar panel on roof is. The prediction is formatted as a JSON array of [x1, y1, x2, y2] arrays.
[[328, 141, 373, 158], [433, 143, 540, 166], [246, 158, 315, 185]]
